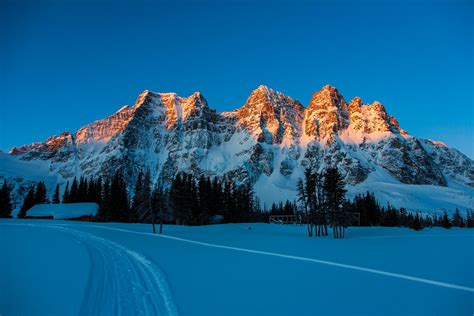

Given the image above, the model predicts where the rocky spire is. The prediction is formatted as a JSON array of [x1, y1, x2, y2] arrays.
[[236, 85, 304, 144], [304, 85, 349, 141]]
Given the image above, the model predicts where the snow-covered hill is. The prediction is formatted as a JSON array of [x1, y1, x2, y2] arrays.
[[2, 85, 473, 212]]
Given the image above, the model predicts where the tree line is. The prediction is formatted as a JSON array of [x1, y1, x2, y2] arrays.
[[1, 171, 473, 233], [348, 191, 474, 230], [271, 167, 474, 234], [1, 170, 258, 226]]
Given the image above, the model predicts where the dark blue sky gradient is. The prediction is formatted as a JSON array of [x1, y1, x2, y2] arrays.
[[1, 0, 473, 157]]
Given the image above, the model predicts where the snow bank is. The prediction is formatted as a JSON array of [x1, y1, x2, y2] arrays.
[[27, 203, 98, 219]]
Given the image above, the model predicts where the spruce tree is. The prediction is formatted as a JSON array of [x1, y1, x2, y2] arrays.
[[409, 213, 423, 231], [198, 175, 210, 225], [466, 210, 474, 228], [131, 171, 144, 222], [62, 181, 70, 203], [151, 183, 167, 233], [210, 177, 222, 215], [297, 168, 316, 237], [440, 211, 452, 229], [169, 173, 183, 223], [78, 177, 88, 202], [19, 186, 36, 218], [322, 167, 347, 238], [109, 171, 130, 222], [69, 177, 78, 203], [99, 178, 111, 220], [95, 176, 103, 206], [451, 208, 464, 228], [34, 181, 48, 204], [52, 184, 61, 204], [141, 170, 152, 222], [222, 180, 234, 222], [0, 181, 13, 218]]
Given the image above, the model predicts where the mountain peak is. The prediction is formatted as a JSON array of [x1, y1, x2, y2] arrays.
[[321, 84, 338, 92], [249, 85, 276, 97], [190, 91, 207, 104], [308, 85, 348, 111], [348, 97, 363, 112]]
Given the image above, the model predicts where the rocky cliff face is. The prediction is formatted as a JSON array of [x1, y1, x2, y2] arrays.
[[3, 85, 473, 211]]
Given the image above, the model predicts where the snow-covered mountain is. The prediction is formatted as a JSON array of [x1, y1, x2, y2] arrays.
[[2, 85, 473, 212]]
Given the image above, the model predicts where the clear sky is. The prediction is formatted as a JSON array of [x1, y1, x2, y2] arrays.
[[1, 0, 473, 157]]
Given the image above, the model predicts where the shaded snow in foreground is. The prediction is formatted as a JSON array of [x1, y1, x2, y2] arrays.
[[1, 220, 473, 316]]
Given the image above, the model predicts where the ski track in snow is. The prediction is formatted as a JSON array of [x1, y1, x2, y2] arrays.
[[3, 223, 179, 316], [56, 223, 474, 294]]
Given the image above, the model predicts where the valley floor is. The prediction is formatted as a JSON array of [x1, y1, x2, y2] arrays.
[[0, 220, 473, 315]]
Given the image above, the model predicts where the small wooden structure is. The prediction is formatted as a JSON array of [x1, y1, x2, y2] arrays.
[[26, 203, 98, 221], [269, 215, 302, 225]]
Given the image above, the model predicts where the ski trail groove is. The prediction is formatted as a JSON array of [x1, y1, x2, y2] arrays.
[[4, 224, 179, 316], [65, 224, 474, 294]]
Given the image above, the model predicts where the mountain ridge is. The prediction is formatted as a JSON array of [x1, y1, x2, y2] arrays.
[[3, 85, 473, 212]]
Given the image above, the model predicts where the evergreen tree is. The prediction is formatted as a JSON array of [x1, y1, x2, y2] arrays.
[[109, 171, 130, 222], [451, 208, 464, 228], [187, 174, 199, 224], [98, 178, 111, 220], [210, 177, 223, 215], [95, 176, 103, 206], [34, 181, 48, 204], [222, 180, 234, 221], [409, 213, 423, 231], [78, 177, 88, 202], [0, 181, 13, 218], [399, 207, 408, 227], [131, 171, 144, 222], [52, 184, 61, 204], [440, 211, 452, 229], [233, 182, 253, 223], [323, 167, 347, 238], [151, 183, 169, 233], [19, 186, 36, 218], [466, 210, 474, 228], [140, 170, 152, 222], [297, 168, 316, 237], [170, 173, 187, 224], [69, 177, 78, 203], [62, 181, 70, 203], [86, 177, 94, 202], [198, 175, 211, 225], [381, 204, 400, 227], [357, 192, 381, 226]]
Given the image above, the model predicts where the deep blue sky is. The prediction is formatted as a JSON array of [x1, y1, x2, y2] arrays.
[[1, 0, 473, 157]]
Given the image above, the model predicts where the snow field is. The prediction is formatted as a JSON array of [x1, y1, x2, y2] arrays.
[[1, 220, 473, 315]]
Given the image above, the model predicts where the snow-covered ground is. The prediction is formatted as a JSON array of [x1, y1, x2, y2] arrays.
[[1, 220, 473, 315]]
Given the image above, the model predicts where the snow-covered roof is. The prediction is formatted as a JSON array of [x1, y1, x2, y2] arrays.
[[27, 203, 98, 219]]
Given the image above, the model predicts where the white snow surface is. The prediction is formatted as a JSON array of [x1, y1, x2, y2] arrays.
[[0, 219, 472, 315], [27, 203, 99, 219], [253, 165, 474, 214]]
